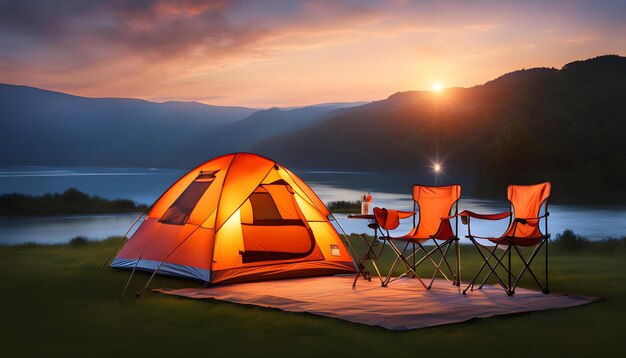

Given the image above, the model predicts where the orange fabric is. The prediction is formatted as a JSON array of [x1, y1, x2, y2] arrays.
[[116, 218, 214, 270], [149, 154, 233, 220], [263, 184, 301, 219], [282, 167, 330, 216], [394, 185, 460, 242], [210, 261, 355, 284], [373, 207, 414, 231], [242, 225, 315, 254], [489, 182, 551, 246], [215, 154, 275, 230], [113, 153, 355, 284]]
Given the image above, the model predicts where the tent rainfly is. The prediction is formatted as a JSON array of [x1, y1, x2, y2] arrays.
[[111, 153, 356, 284]]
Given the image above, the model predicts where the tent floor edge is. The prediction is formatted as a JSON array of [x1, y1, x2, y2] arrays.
[[111, 257, 211, 284]]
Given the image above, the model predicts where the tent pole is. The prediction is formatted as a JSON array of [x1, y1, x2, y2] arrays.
[[135, 225, 201, 300], [328, 212, 359, 268], [120, 251, 143, 299], [99, 205, 151, 272], [279, 167, 358, 266]]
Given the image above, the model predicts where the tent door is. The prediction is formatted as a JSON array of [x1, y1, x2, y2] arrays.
[[240, 182, 321, 264]]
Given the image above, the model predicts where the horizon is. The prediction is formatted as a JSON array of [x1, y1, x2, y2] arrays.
[[1, 53, 619, 109], [1, 0, 625, 107]]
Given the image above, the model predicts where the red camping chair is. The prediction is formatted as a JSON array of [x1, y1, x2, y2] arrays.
[[376, 185, 462, 289], [461, 182, 551, 296]]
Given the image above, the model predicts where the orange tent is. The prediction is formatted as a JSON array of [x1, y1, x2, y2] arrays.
[[111, 153, 355, 284]]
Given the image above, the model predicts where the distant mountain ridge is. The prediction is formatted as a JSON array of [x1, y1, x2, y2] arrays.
[[184, 105, 349, 157], [0, 84, 364, 168], [2, 55, 624, 203], [0, 84, 258, 167], [254, 55, 626, 203]]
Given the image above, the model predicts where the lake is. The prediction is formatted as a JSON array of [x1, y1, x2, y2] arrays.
[[0, 166, 624, 244]]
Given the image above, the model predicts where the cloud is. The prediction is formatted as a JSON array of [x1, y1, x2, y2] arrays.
[[566, 36, 599, 43], [463, 23, 496, 32], [0, 0, 624, 107], [0, 0, 383, 70]]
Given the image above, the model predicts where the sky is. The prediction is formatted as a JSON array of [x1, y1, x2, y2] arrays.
[[0, 0, 625, 108]]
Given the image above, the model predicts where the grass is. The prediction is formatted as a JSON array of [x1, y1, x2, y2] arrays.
[[0, 235, 625, 357]]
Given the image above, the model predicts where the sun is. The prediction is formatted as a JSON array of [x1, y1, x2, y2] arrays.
[[432, 82, 443, 92]]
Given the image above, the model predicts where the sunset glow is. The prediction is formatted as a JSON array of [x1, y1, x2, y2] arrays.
[[432, 83, 443, 92], [0, 1, 625, 107]]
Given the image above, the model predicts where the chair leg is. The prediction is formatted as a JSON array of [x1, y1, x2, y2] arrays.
[[417, 242, 451, 282], [430, 240, 457, 283], [463, 240, 508, 294], [352, 234, 374, 287], [463, 239, 491, 294], [412, 242, 416, 279], [455, 238, 461, 286], [508, 243, 513, 296], [511, 241, 548, 294], [478, 247, 516, 289], [383, 240, 410, 286], [474, 243, 510, 294], [384, 240, 428, 289], [545, 236, 550, 294], [427, 241, 452, 289]]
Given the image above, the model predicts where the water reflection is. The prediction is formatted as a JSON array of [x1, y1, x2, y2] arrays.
[[0, 167, 624, 244], [0, 213, 141, 245]]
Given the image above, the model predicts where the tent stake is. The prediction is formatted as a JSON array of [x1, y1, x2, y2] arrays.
[[120, 252, 143, 299]]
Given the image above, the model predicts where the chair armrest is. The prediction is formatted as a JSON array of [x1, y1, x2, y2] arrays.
[[513, 212, 550, 225], [460, 210, 511, 220], [396, 210, 416, 219], [373, 208, 414, 217]]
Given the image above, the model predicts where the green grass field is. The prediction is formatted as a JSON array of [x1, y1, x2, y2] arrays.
[[1, 236, 624, 357]]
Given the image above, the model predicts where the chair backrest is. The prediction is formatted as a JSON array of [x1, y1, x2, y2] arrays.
[[506, 182, 551, 238], [412, 185, 461, 239]]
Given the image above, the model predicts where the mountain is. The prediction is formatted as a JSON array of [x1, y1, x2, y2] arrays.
[[184, 105, 359, 157], [0, 84, 365, 168], [0, 84, 258, 167], [255, 55, 626, 203]]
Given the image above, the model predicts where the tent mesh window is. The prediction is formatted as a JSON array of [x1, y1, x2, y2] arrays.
[[160, 170, 218, 225]]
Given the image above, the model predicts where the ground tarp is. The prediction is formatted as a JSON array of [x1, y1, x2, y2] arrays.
[[154, 276, 596, 330]]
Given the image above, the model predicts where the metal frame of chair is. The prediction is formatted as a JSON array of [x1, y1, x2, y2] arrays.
[[462, 182, 551, 296], [378, 184, 462, 289]]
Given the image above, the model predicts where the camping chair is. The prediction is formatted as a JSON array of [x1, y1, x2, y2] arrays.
[[462, 182, 551, 296], [352, 210, 415, 287], [377, 184, 462, 289]]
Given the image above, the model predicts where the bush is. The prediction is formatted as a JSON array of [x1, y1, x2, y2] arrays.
[[327, 200, 361, 213], [552, 229, 626, 254], [0, 189, 148, 216], [552, 229, 591, 251], [596, 236, 626, 253], [69, 236, 90, 247]]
